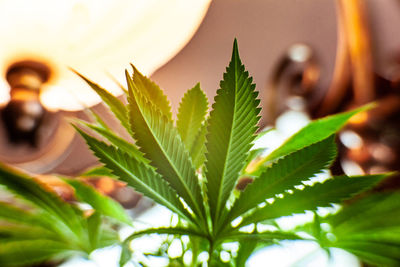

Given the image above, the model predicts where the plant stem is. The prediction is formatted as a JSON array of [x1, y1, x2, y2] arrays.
[[208, 239, 214, 266]]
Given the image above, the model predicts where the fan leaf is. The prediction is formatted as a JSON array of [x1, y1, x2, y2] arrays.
[[221, 230, 302, 243], [80, 166, 117, 179], [126, 72, 205, 223], [130, 64, 172, 120], [240, 174, 387, 227], [190, 122, 208, 170], [0, 203, 48, 228], [226, 135, 337, 224], [204, 39, 261, 227], [328, 193, 400, 233], [235, 240, 258, 267], [119, 242, 132, 267], [87, 212, 102, 249], [0, 240, 70, 267], [249, 104, 374, 174], [334, 241, 400, 266], [73, 70, 130, 133], [177, 83, 208, 150], [0, 164, 85, 238], [322, 193, 400, 266], [123, 227, 207, 244], [65, 178, 132, 225], [79, 121, 149, 164], [75, 128, 195, 225], [0, 224, 58, 241]]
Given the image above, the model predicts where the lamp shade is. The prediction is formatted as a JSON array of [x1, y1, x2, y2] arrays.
[[0, 0, 211, 111]]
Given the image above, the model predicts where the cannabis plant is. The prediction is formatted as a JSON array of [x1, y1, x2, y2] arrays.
[[0, 40, 399, 267], [72, 40, 399, 266], [0, 163, 131, 267]]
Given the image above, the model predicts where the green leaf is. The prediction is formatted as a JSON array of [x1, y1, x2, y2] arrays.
[[249, 103, 375, 174], [126, 72, 205, 223], [119, 242, 132, 267], [75, 128, 195, 225], [0, 202, 45, 227], [190, 122, 208, 170], [87, 212, 102, 249], [204, 39, 261, 226], [73, 70, 130, 133], [0, 240, 70, 267], [235, 240, 258, 267], [80, 166, 117, 179], [0, 164, 85, 237], [322, 193, 400, 266], [241, 148, 266, 174], [98, 226, 120, 248], [177, 83, 208, 150], [106, 72, 129, 94], [65, 178, 132, 225], [226, 136, 337, 225], [130, 64, 172, 120], [327, 193, 400, 233], [0, 204, 72, 242], [123, 227, 207, 244], [240, 174, 387, 227], [80, 121, 149, 164], [334, 241, 400, 266], [221, 230, 302, 243], [84, 108, 111, 130], [0, 224, 58, 241]]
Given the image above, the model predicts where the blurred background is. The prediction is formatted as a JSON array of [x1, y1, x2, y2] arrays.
[[0, 0, 399, 266], [2, 0, 399, 177]]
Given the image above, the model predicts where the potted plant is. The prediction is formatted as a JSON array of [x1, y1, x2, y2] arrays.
[[0, 40, 398, 267]]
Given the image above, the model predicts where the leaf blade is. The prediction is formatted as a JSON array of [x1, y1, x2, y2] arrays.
[[177, 83, 208, 150], [79, 121, 149, 164], [65, 178, 132, 225], [204, 39, 261, 226], [0, 164, 85, 237], [249, 104, 374, 174], [75, 128, 195, 224], [190, 122, 208, 169], [73, 70, 130, 133], [130, 64, 172, 120], [0, 240, 71, 267], [227, 135, 337, 223], [240, 174, 387, 226], [80, 166, 117, 179], [126, 72, 205, 222]]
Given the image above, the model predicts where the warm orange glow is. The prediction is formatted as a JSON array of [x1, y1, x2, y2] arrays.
[[348, 111, 368, 125], [347, 146, 370, 163], [338, 0, 374, 104], [10, 89, 39, 101], [245, 157, 262, 174], [97, 177, 115, 194], [35, 175, 74, 200]]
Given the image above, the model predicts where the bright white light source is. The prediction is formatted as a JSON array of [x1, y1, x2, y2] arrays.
[[247, 241, 360, 267], [276, 110, 310, 137], [340, 130, 363, 149], [0, 0, 211, 111], [198, 251, 209, 263], [288, 44, 312, 62], [342, 159, 365, 175], [220, 251, 231, 262], [183, 250, 193, 265], [168, 239, 183, 259]]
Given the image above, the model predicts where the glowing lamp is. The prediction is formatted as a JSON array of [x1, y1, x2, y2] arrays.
[[0, 0, 211, 111], [0, 0, 210, 172]]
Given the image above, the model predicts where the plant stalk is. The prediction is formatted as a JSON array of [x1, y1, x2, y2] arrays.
[[208, 239, 214, 266]]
